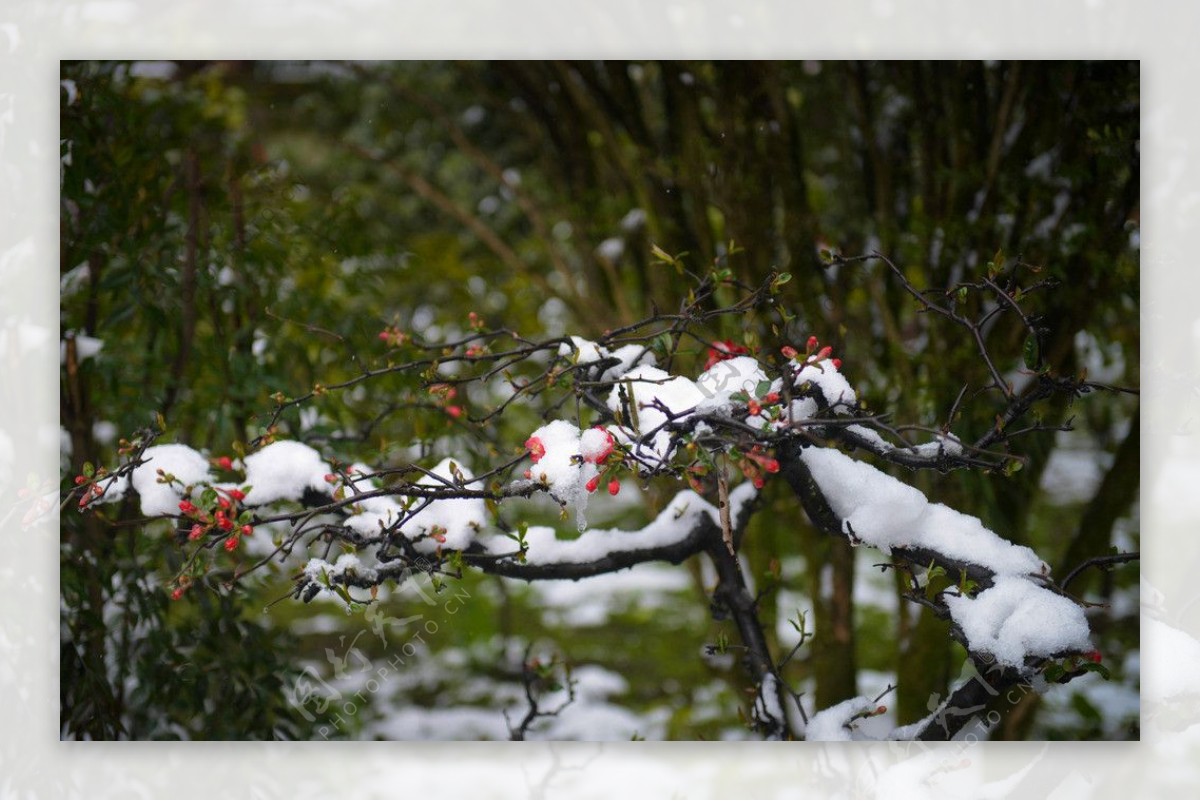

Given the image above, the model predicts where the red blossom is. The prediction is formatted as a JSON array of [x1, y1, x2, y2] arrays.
[[747, 399, 762, 416], [188, 524, 205, 541], [170, 587, 185, 601], [324, 473, 338, 484], [240, 524, 253, 536], [378, 327, 408, 347], [832, 358, 843, 370], [815, 345, 833, 361], [1087, 650, 1103, 663], [74, 475, 87, 486], [226, 488, 246, 502], [525, 436, 546, 463], [445, 405, 463, 419], [763, 392, 781, 404], [582, 426, 615, 464], [178, 500, 198, 515], [705, 340, 749, 370], [781, 346, 799, 360], [607, 478, 621, 496], [746, 448, 780, 474], [223, 535, 239, 552], [215, 455, 234, 471], [806, 335, 819, 351], [586, 475, 601, 493]]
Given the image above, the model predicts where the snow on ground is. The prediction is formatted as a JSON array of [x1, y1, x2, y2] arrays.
[[530, 562, 697, 628], [1039, 429, 1113, 506], [340, 642, 669, 741]]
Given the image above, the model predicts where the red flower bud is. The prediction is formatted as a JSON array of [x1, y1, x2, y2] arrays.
[[752, 476, 765, 489], [223, 535, 239, 551], [816, 345, 833, 360], [324, 473, 338, 484], [215, 456, 234, 471], [445, 405, 463, 419], [705, 339, 749, 370], [763, 392, 780, 404], [586, 475, 601, 493], [747, 399, 762, 416], [1087, 650, 1102, 663], [832, 358, 842, 370], [806, 335, 819, 350], [240, 524, 253, 536], [217, 498, 231, 511], [781, 346, 798, 360], [188, 524, 205, 541], [227, 488, 246, 502], [74, 475, 87, 486], [607, 479, 621, 496], [178, 500, 198, 515], [378, 330, 390, 341], [170, 587, 185, 601]]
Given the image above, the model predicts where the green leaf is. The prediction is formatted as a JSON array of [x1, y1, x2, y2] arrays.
[[755, 380, 773, 398], [1023, 333, 1039, 370]]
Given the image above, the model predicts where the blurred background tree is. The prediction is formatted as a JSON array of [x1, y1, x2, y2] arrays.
[[60, 60, 1138, 740]]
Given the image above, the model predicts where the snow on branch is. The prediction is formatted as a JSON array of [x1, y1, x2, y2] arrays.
[[64, 255, 1138, 742]]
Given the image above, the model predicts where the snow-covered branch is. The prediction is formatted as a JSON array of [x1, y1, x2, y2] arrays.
[[66, 256, 1136, 741]]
